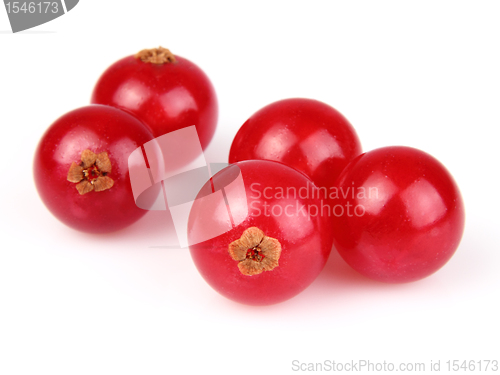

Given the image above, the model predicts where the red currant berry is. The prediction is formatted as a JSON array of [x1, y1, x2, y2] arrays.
[[331, 146, 465, 283], [188, 160, 333, 305], [229, 98, 362, 189], [34, 105, 158, 233], [91, 47, 218, 150]]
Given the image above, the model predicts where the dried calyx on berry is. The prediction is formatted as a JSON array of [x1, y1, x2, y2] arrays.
[[228, 227, 282, 276], [135, 46, 177, 65], [67, 149, 114, 195]]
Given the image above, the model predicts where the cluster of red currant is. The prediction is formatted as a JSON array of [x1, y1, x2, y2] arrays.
[[34, 47, 465, 306]]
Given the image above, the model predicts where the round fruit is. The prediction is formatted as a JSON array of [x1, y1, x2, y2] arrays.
[[331, 146, 465, 283], [91, 47, 218, 150], [187, 160, 334, 305], [34, 105, 158, 233], [229, 98, 362, 189]]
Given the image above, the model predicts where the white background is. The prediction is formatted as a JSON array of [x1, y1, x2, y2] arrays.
[[1, 1, 499, 374]]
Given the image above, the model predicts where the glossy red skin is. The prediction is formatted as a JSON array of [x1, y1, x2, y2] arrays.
[[91, 54, 218, 150], [188, 160, 334, 305], [331, 146, 465, 283], [229, 98, 362, 189], [34, 105, 156, 233]]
